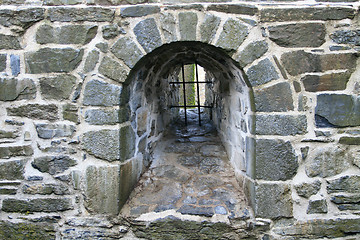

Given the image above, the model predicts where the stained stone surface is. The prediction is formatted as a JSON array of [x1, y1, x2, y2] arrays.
[[48, 7, 115, 22], [256, 114, 307, 136], [83, 79, 122, 107], [246, 58, 279, 86], [32, 155, 77, 175], [235, 40, 268, 67], [0, 77, 36, 101], [216, 18, 248, 52], [295, 180, 321, 198], [111, 37, 144, 68], [301, 71, 351, 92], [98, 56, 128, 82], [39, 74, 77, 100], [134, 18, 162, 53], [0, 159, 27, 180], [200, 14, 220, 43], [160, 12, 177, 43], [2, 198, 73, 212], [0, 34, 21, 50], [179, 12, 198, 41], [307, 198, 328, 214]]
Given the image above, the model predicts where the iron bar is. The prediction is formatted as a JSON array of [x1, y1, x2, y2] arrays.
[[181, 62, 187, 125], [195, 62, 201, 126], [170, 105, 213, 108], [169, 81, 213, 84]]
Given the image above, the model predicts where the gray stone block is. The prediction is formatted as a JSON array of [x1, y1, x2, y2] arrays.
[[2, 198, 73, 212], [281, 50, 321, 76], [255, 139, 298, 181], [32, 155, 77, 175], [134, 18, 162, 53], [0, 221, 56, 240], [200, 14, 221, 43], [295, 180, 321, 198], [246, 58, 279, 86], [43, 0, 82, 5], [207, 4, 258, 15], [35, 123, 76, 139], [0, 159, 27, 180], [120, 5, 160, 17], [48, 7, 115, 22], [22, 182, 69, 195], [339, 137, 360, 145], [83, 79, 121, 107], [0, 8, 45, 28], [327, 175, 360, 194], [179, 12, 198, 41], [160, 12, 177, 43], [99, 56, 128, 82], [0, 146, 33, 159], [256, 114, 307, 136], [102, 24, 124, 40], [177, 205, 214, 217], [85, 108, 129, 125], [40, 74, 77, 100], [7, 104, 58, 121], [63, 104, 79, 123], [235, 40, 268, 67], [10, 55, 20, 76], [111, 37, 144, 68], [330, 30, 360, 46], [0, 77, 36, 101], [0, 34, 21, 50], [216, 18, 248, 52], [83, 50, 99, 73], [301, 71, 351, 92], [0, 54, 5, 72], [307, 199, 328, 214]]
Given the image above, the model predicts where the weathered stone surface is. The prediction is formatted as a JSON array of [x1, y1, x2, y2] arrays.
[[25, 48, 83, 73], [134, 18, 162, 53], [83, 50, 100, 73], [200, 14, 221, 43], [315, 94, 360, 127], [301, 71, 351, 92], [255, 183, 293, 218], [179, 12, 198, 41], [177, 205, 214, 217], [96, 42, 108, 53], [207, 4, 258, 15], [7, 104, 58, 121], [22, 182, 69, 195], [216, 18, 248, 52], [331, 194, 360, 211], [99, 56, 128, 82], [320, 53, 357, 72], [295, 179, 321, 198], [0, 54, 6, 72], [35, 123, 76, 139], [63, 104, 79, 123], [0, 146, 33, 159], [268, 23, 326, 47], [44, 0, 82, 5], [307, 198, 327, 214], [0, 159, 26, 180], [32, 156, 77, 175], [82, 130, 119, 161], [0, 77, 36, 101], [39, 74, 76, 100], [120, 125, 136, 161], [329, 45, 351, 51], [254, 82, 294, 112], [246, 58, 279, 86], [111, 37, 144, 68], [85, 107, 129, 125], [65, 217, 112, 228], [255, 139, 298, 181], [83, 79, 121, 106], [10, 55, 20, 77], [85, 165, 121, 214], [48, 7, 115, 22], [120, 5, 160, 17], [0, 34, 21, 50], [256, 114, 307, 136], [235, 40, 268, 67], [102, 24, 124, 40], [260, 7, 355, 22], [2, 198, 73, 212], [36, 25, 97, 45], [339, 137, 360, 145], [0, 130, 19, 139], [327, 175, 360, 194], [160, 12, 177, 43], [331, 30, 360, 46], [0, 8, 45, 29], [0, 221, 56, 240]]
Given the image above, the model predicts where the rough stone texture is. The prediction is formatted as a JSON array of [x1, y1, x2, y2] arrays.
[[200, 14, 220, 44], [0, 8, 45, 29], [22, 182, 69, 195], [32, 156, 77, 175], [83, 50, 100, 73], [7, 104, 58, 121], [134, 18, 162, 53], [99, 56, 128, 82], [0, 159, 26, 180], [25, 48, 84, 73], [0, 77, 36, 101], [260, 7, 355, 22], [43, 0, 82, 5], [255, 139, 298, 181], [0, 54, 6, 72], [0, 34, 21, 50], [0, 146, 33, 159], [268, 23, 326, 47], [255, 183, 293, 218], [39, 74, 77, 100], [179, 12, 198, 41], [295, 180, 321, 198], [160, 12, 177, 43], [216, 18, 248, 52], [48, 7, 115, 22], [246, 58, 279, 86], [254, 82, 294, 112], [315, 94, 360, 127], [120, 5, 160, 17], [331, 194, 360, 211], [320, 53, 357, 72], [85, 165, 121, 214], [10, 55, 20, 76], [307, 198, 328, 214], [2, 198, 73, 212], [327, 175, 360, 194], [207, 4, 258, 15], [83, 79, 121, 107], [330, 30, 360, 46], [36, 25, 97, 45], [119, 125, 136, 162], [235, 40, 268, 67], [256, 114, 307, 136], [0, 221, 56, 240], [35, 123, 76, 139], [339, 137, 360, 145], [177, 205, 214, 217], [111, 37, 144, 68], [85, 108, 129, 125], [62, 104, 79, 123], [301, 71, 351, 92]]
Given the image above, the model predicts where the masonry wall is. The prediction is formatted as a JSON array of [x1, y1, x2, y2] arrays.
[[0, 0, 359, 239]]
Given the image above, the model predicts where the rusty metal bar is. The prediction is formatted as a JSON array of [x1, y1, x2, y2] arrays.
[[181, 63, 187, 125], [195, 62, 201, 126]]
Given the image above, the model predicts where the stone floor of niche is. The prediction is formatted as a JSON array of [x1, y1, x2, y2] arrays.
[[121, 110, 250, 221]]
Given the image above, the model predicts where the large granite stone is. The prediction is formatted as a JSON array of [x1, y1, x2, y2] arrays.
[[83, 79, 121, 107], [32, 155, 77, 175], [0, 159, 27, 180], [200, 14, 221, 43], [7, 104, 58, 121], [120, 5, 160, 17], [235, 40, 268, 67], [268, 23, 326, 47], [35, 123, 76, 139], [111, 37, 144, 68], [246, 58, 279, 86], [327, 175, 360, 194], [85, 108, 129, 125], [0, 34, 21, 50], [301, 71, 351, 92], [0, 221, 56, 240], [255, 139, 298, 181], [134, 18, 162, 53], [0, 8, 45, 29], [330, 30, 360, 46], [36, 25, 97, 45], [256, 114, 307, 136], [48, 7, 115, 22], [0, 77, 36, 101], [2, 198, 73, 212], [179, 12, 198, 41], [83, 49, 99, 73], [315, 94, 360, 127], [99, 56, 128, 82], [255, 183, 293, 218], [207, 4, 258, 15], [160, 12, 177, 43], [39, 74, 76, 100], [25, 48, 83, 73], [216, 18, 248, 52], [254, 82, 294, 112]]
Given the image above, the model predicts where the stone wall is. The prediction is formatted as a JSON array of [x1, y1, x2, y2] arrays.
[[0, 0, 359, 239]]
